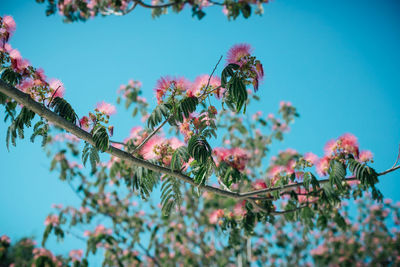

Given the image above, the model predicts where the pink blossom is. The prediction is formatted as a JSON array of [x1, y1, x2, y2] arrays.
[[140, 135, 166, 160], [252, 179, 267, 190], [316, 156, 330, 176], [209, 209, 224, 224], [3, 15, 16, 35], [69, 249, 83, 262], [17, 78, 35, 93], [226, 43, 252, 65], [154, 76, 191, 103], [79, 116, 90, 131], [310, 245, 328, 256], [233, 200, 247, 218], [324, 139, 337, 156], [187, 74, 222, 98], [96, 101, 116, 116], [49, 79, 65, 98], [44, 215, 59, 226], [304, 152, 318, 166], [213, 147, 249, 171], [359, 150, 373, 163], [338, 133, 359, 156], [0, 235, 10, 244]]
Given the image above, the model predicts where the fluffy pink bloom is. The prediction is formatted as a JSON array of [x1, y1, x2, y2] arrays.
[[324, 139, 337, 156], [338, 133, 359, 156], [3, 15, 16, 35], [226, 43, 252, 65], [187, 75, 222, 98], [233, 200, 247, 218], [209, 209, 224, 224], [359, 150, 373, 163], [140, 135, 166, 160], [44, 215, 59, 226], [0, 235, 11, 244], [49, 79, 65, 98], [310, 245, 328, 256], [69, 249, 83, 262], [304, 152, 319, 166], [96, 101, 116, 116], [252, 179, 267, 190], [213, 147, 249, 171], [17, 78, 35, 93], [79, 116, 90, 131], [168, 137, 185, 149], [154, 76, 191, 103], [316, 156, 330, 176]]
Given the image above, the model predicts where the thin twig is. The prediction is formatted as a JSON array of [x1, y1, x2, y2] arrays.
[[391, 144, 400, 169], [133, 116, 170, 153], [137, 243, 161, 267], [47, 85, 60, 108], [199, 55, 223, 99]]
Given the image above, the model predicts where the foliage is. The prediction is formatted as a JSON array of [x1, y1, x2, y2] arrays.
[[0, 7, 399, 267]]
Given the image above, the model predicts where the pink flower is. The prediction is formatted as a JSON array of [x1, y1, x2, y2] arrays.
[[338, 133, 359, 156], [96, 101, 116, 116], [324, 139, 337, 156], [252, 179, 267, 190], [226, 43, 252, 65], [79, 116, 90, 131], [304, 152, 319, 166], [3, 15, 16, 35], [44, 215, 59, 226], [69, 249, 83, 262], [154, 76, 190, 103], [49, 79, 65, 98], [213, 147, 249, 171], [9, 48, 21, 60], [0, 235, 11, 244], [233, 200, 247, 218], [359, 150, 373, 163], [140, 135, 166, 160], [17, 78, 35, 93], [316, 156, 330, 176], [187, 75, 222, 98], [209, 209, 224, 224]]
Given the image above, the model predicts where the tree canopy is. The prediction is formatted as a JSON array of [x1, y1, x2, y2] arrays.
[[1, 1, 400, 266]]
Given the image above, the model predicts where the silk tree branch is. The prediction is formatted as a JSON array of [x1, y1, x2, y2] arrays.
[[1, 80, 399, 204], [238, 165, 400, 199], [0, 79, 246, 200]]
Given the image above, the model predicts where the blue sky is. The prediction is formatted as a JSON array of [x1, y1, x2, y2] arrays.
[[1, 0, 400, 259]]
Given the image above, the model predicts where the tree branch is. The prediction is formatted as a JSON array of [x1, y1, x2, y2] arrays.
[[1, 79, 399, 205], [0, 80, 245, 200]]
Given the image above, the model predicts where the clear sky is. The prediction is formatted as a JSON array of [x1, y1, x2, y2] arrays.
[[1, 0, 400, 260]]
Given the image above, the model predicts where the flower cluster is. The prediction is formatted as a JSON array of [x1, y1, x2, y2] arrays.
[[315, 133, 373, 176], [226, 43, 264, 92], [213, 147, 250, 171], [84, 224, 113, 237], [32, 247, 62, 267], [0, 16, 66, 103]]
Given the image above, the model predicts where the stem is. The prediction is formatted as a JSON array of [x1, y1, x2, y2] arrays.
[[133, 116, 170, 153]]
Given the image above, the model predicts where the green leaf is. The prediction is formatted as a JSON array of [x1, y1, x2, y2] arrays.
[[328, 160, 346, 190], [188, 135, 212, 164], [170, 146, 190, 171], [49, 97, 78, 124], [92, 126, 109, 152], [175, 97, 198, 123], [160, 176, 182, 216], [147, 103, 170, 129]]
